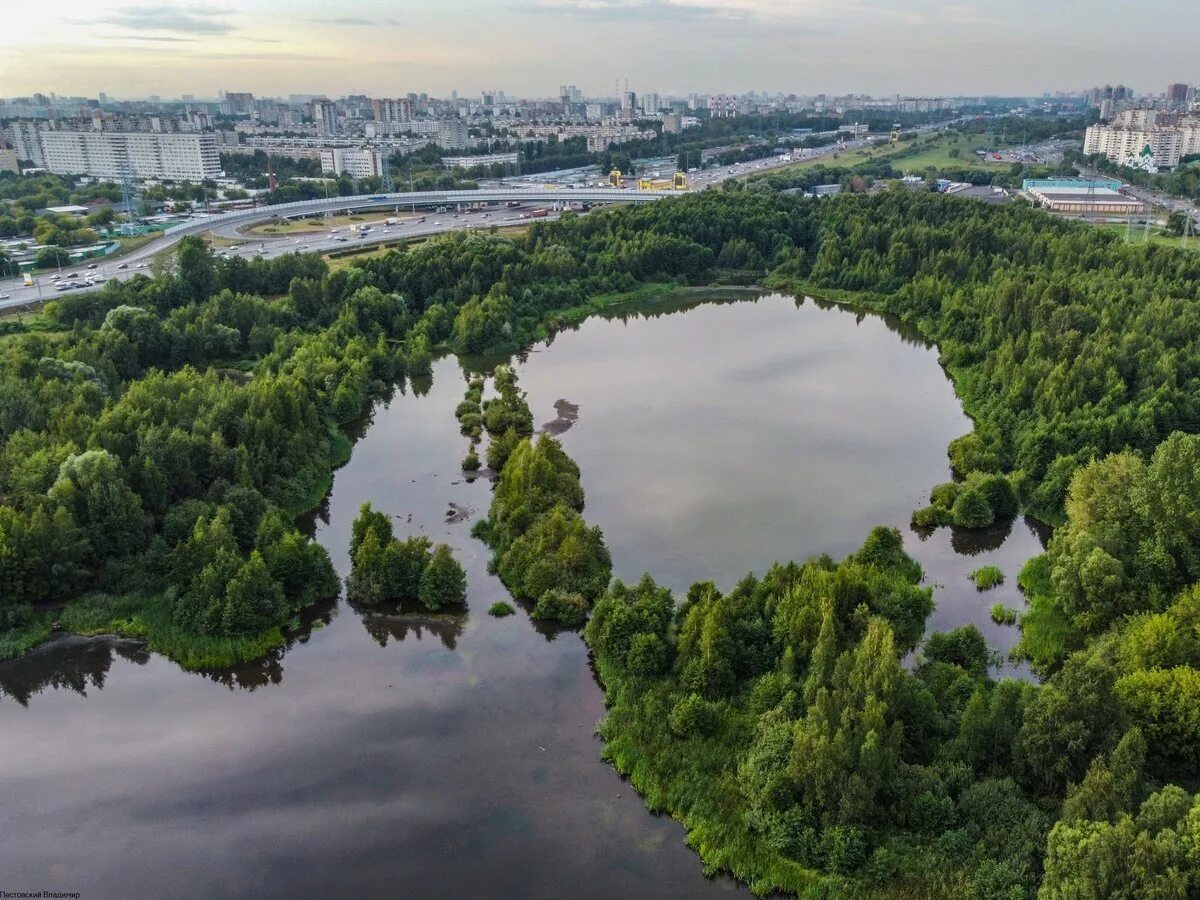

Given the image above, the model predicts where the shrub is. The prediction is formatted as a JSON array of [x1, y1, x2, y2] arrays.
[[455, 400, 481, 419], [462, 449, 481, 471], [668, 693, 718, 738], [970, 473, 1019, 519], [930, 481, 961, 508], [912, 505, 953, 528], [488, 601, 515, 617], [532, 588, 589, 627], [459, 412, 483, 436], [951, 486, 994, 529]]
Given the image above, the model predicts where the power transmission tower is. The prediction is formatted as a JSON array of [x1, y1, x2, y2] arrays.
[[380, 148, 395, 192], [121, 168, 140, 229]]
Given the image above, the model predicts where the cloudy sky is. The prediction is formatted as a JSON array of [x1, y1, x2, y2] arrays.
[[3, 0, 1197, 100]]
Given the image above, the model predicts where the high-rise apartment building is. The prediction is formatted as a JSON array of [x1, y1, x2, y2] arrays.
[[313, 100, 338, 135], [436, 118, 469, 150], [6, 120, 45, 165], [371, 98, 413, 124], [39, 130, 221, 180], [1083, 121, 1196, 170]]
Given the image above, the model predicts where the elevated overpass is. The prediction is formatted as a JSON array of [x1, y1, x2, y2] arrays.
[[164, 187, 669, 240]]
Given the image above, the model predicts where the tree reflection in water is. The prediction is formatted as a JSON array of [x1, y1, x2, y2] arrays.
[[357, 601, 466, 651], [0, 635, 149, 706]]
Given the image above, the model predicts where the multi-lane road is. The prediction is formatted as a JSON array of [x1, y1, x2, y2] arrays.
[[0, 132, 883, 313]]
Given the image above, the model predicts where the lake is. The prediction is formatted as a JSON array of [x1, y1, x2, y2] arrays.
[[0, 292, 1045, 899]]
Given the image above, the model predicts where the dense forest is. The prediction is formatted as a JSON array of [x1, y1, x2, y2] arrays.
[[4, 186, 1200, 895]]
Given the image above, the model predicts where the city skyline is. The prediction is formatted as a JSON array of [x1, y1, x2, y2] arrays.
[[3, 0, 1197, 100]]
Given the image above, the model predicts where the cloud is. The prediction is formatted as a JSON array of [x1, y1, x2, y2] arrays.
[[312, 16, 401, 26], [95, 4, 234, 35], [114, 34, 200, 42]]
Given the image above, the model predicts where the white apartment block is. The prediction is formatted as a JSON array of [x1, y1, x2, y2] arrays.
[[320, 147, 383, 178], [586, 124, 657, 152], [709, 95, 738, 118], [1084, 120, 1200, 170], [7, 120, 45, 166], [39, 131, 222, 180]]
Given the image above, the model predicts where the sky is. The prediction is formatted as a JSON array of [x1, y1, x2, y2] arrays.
[[2, 0, 1197, 100]]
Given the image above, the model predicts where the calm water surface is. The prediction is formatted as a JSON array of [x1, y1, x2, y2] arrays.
[[0, 293, 1044, 899]]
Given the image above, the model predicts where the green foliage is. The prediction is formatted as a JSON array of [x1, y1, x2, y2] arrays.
[[531, 588, 589, 627], [971, 565, 1005, 591], [418, 544, 467, 610], [668, 693, 720, 738], [346, 503, 434, 605], [990, 604, 1018, 626], [487, 600, 515, 617], [951, 486, 995, 529], [1041, 786, 1200, 899]]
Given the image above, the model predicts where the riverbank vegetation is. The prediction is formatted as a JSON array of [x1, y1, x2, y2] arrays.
[[459, 365, 610, 626]]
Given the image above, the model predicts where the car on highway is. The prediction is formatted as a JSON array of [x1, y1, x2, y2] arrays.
[[87, 263, 98, 269], [117, 263, 128, 269], [50, 274, 61, 281], [0, 293, 9, 300]]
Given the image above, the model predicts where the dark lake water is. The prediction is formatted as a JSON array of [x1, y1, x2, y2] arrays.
[[0, 293, 1045, 899]]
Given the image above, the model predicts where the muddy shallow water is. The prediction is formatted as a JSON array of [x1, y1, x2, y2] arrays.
[[0, 293, 1043, 899]]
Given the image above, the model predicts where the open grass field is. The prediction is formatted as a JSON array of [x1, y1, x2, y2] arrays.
[[890, 134, 1015, 172], [749, 133, 1018, 179], [1094, 221, 1200, 252], [246, 211, 422, 235]]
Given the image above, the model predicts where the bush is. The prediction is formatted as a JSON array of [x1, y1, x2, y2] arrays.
[[455, 400, 481, 419], [912, 505, 953, 528], [488, 600, 515, 617], [930, 481, 961, 508], [951, 486, 994, 529], [417, 544, 467, 610], [462, 449, 481, 471], [668, 692, 718, 738], [971, 473, 1018, 519], [971, 565, 1005, 590], [459, 412, 483, 436], [486, 427, 523, 472], [532, 588, 589, 627], [948, 432, 1001, 476]]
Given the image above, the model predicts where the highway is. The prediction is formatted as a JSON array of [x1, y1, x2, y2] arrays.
[[0, 132, 884, 313]]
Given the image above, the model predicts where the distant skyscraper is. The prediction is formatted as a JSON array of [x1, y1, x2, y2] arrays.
[[313, 100, 338, 135], [1167, 83, 1190, 104]]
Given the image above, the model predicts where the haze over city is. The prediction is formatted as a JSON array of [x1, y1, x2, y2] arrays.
[[4, 0, 1198, 98]]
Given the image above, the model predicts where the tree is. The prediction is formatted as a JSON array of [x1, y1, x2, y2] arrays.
[[418, 544, 467, 610], [35, 246, 70, 269], [48, 449, 148, 561], [532, 588, 589, 627]]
